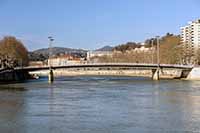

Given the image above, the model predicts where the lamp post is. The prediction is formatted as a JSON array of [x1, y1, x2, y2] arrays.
[[151, 39, 154, 64], [152, 36, 160, 80], [156, 36, 160, 67], [48, 36, 54, 83], [48, 36, 54, 67]]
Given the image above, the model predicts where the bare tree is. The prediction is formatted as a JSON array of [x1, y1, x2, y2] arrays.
[[0, 36, 29, 67]]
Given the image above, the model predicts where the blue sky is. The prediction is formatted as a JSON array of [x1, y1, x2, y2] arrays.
[[0, 0, 199, 51]]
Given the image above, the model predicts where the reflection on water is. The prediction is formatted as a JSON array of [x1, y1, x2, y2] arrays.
[[0, 76, 200, 132]]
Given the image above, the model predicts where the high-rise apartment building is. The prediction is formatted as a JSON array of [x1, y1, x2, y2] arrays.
[[180, 19, 200, 64]]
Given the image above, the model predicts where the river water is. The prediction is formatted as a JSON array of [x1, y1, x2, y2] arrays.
[[0, 76, 200, 132]]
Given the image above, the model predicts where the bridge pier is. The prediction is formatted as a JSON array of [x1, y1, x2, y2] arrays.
[[152, 68, 160, 80], [48, 69, 54, 83]]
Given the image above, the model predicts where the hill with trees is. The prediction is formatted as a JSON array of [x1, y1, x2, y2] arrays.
[[29, 47, 87, 61], [95, 46, 113, 51], [95, 33, 182, 64], [113, 42, 142, 52]]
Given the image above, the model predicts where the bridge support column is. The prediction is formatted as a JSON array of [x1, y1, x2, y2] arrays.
[[48, 69, 54, 83], [152, 68, 160, 80]]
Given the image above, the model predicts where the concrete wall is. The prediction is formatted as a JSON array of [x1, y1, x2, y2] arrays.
[[186, 67, 200, 80], [30, 69, 183, 79], [0, 70, 29, 82]]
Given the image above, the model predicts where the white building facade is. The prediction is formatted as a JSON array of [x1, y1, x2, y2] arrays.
[[48, 55, 82, 66], [87, 51, 113, 61], [181, 19, 200, 64]]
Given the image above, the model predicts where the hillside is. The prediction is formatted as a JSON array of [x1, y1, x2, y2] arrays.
[[95, 46, 113, 51], [29, 47, 87, 61]]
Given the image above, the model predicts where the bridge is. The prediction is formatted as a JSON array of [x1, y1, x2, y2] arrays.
[[12, 63, 194, 81], [15, 63, 193, 71], [0, 63, 196, 82]]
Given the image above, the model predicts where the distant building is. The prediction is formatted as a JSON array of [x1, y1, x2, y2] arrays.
[[181, 19, 200, 64], [134, 46, 150, 52], [29, 61, 44, 67], [87, 51, 113, 61], [48, 54, 83, 66]]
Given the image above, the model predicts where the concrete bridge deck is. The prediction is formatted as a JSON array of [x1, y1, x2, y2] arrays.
[[0, 63, 196, 82], [14, 63, 194, 72]]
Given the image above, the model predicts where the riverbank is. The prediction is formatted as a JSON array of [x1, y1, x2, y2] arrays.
[[0, 69, 30, 83]]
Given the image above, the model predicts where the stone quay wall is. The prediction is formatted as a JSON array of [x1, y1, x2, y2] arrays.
[[0, 70, 29, 82]]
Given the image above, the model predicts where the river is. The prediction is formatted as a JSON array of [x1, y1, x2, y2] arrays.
[[0, 76, 200, 132]]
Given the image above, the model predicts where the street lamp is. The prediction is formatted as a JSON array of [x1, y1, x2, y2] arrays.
[[48, 36, 54, 83], [156, 36, 160, 67], [48, 36, 54, 67], [151, 39, 154, 64]]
